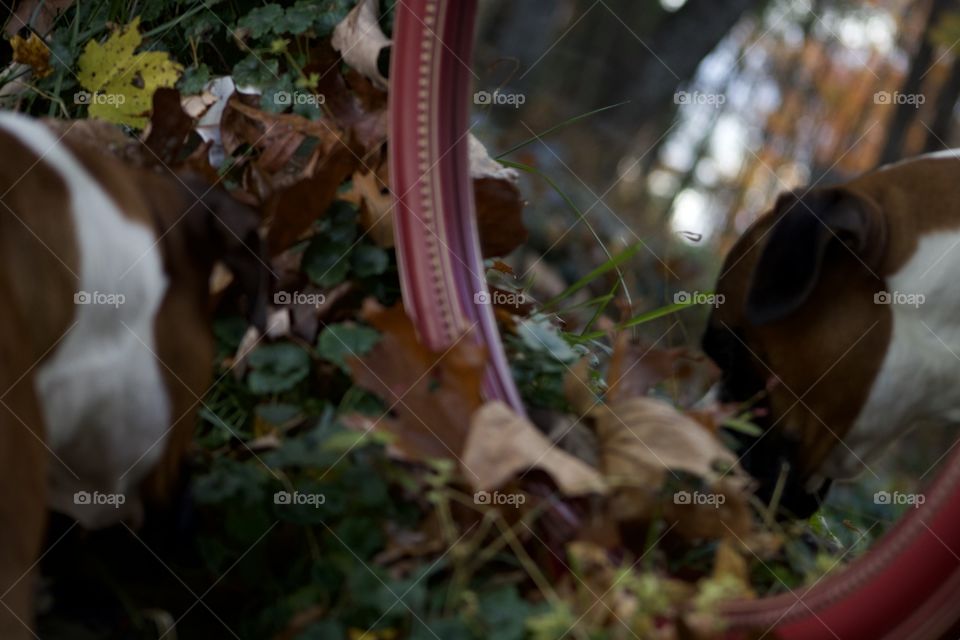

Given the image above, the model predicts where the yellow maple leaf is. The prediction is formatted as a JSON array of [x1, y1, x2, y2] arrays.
[[77, 17, 182, 128], [12, 32, 53, 79]]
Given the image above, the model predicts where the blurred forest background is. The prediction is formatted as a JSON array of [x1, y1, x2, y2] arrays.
[[472, 0, 960, 350]]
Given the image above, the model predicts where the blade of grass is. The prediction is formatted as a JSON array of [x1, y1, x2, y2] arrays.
[[569, 294, 717, 341], [616, 297, 704, 330], [501, 158, 635, 315], [536, 239, 642, 312], [495, 100, 631, 159], [580, 279, 620, 337], [557, 292, 617, 314]]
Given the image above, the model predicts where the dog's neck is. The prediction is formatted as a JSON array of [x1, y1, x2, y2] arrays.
[[822, 229, 960, 477]]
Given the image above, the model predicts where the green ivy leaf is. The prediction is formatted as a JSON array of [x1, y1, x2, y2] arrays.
[[232, 54, 280, 89], [247, 343, 311, 394], [478, 587, 534, 640], [303, 240, 352, 287], [213, 315, 247, 352], [324, 200, 361, 244], [238, 4, 285, 38], [183, 12, 222, 40], [261, 76, 296, 113], [410, 617, 475, 640], [352, 244, 389, 278], [317, 323, 380, 373], [295, 620, 346, 640], [179, 64, 211, 94], [193, 458, 267, 504], [280, 5, 319, 35], [302, 202, 359, 286]]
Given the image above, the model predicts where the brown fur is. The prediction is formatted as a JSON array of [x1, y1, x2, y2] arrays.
[[0, 130, 77, 637], [709, 155, 960, 480], [0, 122, 263, 638]]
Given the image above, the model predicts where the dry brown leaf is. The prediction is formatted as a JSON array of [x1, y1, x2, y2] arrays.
[[607, 334, 689, 403], [225, 98, 345, 174], [331, 0, 391, 91], [306, 45, 387, 156], [347, 301, 486, 461], [469, 134, 527, 258], [265, 143, 358, 254], [11, 32, 52, 78], [4, 0, 74, 37], [564, 358, 597, 415], [463, 401, 607, 495], [351, 167, 394, 247], [596, 397, 752, 539], [597, 398, 738, 484], [178, 138, 220, 184], [490, 260, 514, 275], [142, 88, 193, 166]]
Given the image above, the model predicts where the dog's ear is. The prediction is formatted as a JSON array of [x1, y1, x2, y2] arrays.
[[745, 187, 885, 325], [176, 175, 271, 330]]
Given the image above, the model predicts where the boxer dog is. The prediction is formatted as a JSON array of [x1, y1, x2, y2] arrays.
[[703, 151, 960, 518], [0, 111, 265, 637]]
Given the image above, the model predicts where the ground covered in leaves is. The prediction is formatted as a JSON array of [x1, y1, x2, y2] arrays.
[[0, 1, 932, 638]]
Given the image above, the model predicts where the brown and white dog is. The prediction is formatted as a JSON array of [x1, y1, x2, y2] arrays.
[[704, 151, 960, 517], [0, 111, 265, 637]]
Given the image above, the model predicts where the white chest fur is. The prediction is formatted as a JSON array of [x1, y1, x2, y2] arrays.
[[822, 230, 960, 478], [0, 113, 171, 528]]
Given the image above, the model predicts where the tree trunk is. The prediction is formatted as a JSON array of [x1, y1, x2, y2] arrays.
[[878, 0, 951, 165], [923, 58, 960, 151]]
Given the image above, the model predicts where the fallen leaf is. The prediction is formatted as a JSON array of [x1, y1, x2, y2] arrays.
[[564, 358, 598, 416], [607, 334, 688, 403], [77, 17, 183, 128], [265, 143, 358, 254], [11, 32, 52, 78], [490, 260, 515, 275], [4, 0, 73, 38], [305, 44, 388, 157], [463, 401, 607, 495], [469, 134, 527, 258], [331, 0, 391, 91], [350, 167, 394, 247], [347, 300, 486, 461], [226, 98, 345, 172], [142, 88, 193, 166], [595, 397, 751, 539]]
